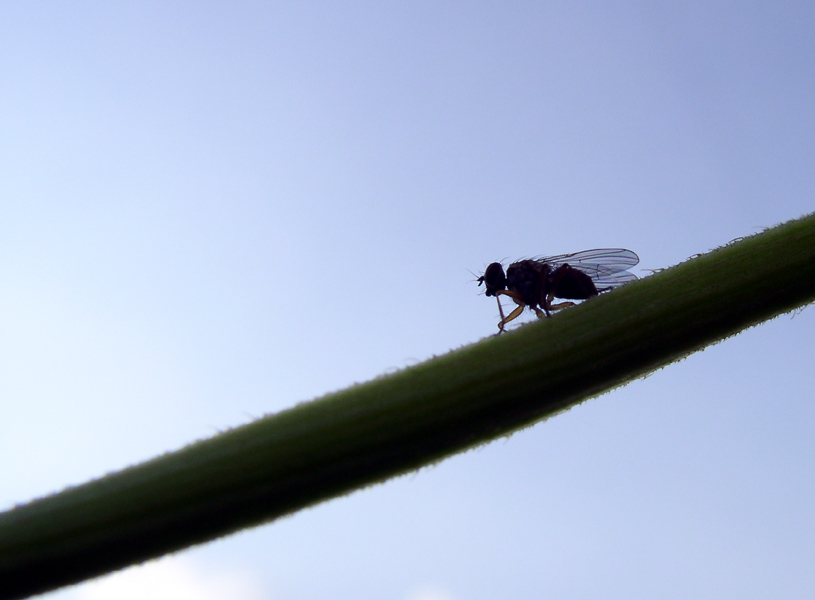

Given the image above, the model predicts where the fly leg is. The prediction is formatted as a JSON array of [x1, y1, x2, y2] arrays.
[[542, 292, 576, 316], [495, 290, 525, 333]]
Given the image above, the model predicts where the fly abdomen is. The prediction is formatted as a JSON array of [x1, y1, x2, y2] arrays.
[[547, 264, 598, 300]]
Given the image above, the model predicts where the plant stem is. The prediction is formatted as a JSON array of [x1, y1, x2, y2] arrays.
[[1, 213, 814, 599]]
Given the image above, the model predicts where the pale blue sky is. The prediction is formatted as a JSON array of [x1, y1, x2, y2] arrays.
[[1, 2, 814, 599]]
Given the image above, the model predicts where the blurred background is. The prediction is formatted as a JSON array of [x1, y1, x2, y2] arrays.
[[1, 2, 813, 599]]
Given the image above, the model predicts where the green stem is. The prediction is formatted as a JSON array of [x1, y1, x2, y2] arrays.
[[2, 213, 815, 599]]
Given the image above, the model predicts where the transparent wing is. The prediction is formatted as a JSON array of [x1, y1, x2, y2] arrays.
[[532, 248, 640, 289], [588, 268, 638, 289], [535, 248, 639, 271]]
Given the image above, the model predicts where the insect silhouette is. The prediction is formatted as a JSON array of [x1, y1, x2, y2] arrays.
[[477, 249, 639, 333]]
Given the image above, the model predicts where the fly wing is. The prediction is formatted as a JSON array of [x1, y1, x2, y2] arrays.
[[588, 268, 638, 289], [537, 248, 639, 271], [533, 249, 640, 289]]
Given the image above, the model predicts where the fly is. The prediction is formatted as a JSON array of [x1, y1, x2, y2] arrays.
[[477, 248, 639, 333]]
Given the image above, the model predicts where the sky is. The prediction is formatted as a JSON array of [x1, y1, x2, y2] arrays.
[[1, 2, 814, 598]]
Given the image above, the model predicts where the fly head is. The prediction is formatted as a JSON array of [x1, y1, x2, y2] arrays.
[[477, 262, 507, 297]]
